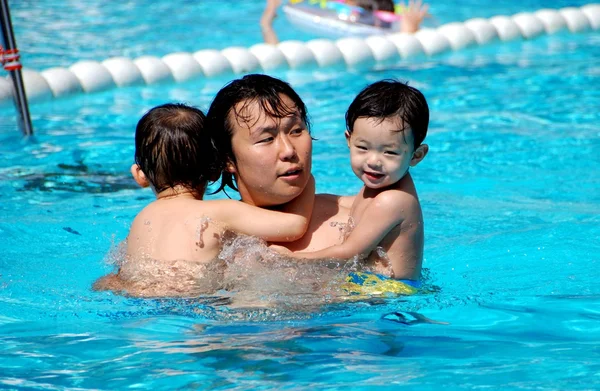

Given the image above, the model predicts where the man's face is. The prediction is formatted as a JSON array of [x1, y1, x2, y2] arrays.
[[227, 94, 312, 207]]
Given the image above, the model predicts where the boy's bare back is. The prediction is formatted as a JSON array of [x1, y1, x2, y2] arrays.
[[93, 196, 226, 298], [127, 196, 223, 263]]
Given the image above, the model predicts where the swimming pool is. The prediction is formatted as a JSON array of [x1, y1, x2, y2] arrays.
[[1, 0, 599, 389]]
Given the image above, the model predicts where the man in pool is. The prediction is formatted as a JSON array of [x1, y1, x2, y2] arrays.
[[206, 74, 425, 284], [260, 0, 430, 44], [207, 74, 353, 254]]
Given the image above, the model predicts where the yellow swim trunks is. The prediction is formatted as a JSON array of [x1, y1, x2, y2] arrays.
[[342, 272, 420, 296]]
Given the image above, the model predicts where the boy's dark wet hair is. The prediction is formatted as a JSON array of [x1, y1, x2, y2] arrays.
[[135, 103, 221, 197], [346, 79, 429, 149], [206, 74, 311, 194]]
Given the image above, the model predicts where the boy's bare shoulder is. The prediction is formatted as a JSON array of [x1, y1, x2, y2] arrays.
[[387, 174, 421, 204], [370, 183, 422, 221], [129, 201, 160, 228], [129, 198, 217, 234], [375, 186, 419, 206]]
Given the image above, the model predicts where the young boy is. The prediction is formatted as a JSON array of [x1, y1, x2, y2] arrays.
[[286, 80, 429, 285], [94, 103, 314, 297]]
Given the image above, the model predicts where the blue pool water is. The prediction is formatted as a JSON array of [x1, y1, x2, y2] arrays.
[[1, 0, 599, 389]]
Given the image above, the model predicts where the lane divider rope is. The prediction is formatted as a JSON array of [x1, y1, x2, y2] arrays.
[[0, 4, 598, 104]]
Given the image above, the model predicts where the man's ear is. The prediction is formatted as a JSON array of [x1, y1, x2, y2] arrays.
[[345, 130, 351, 148], [130, 164, 150, 188], [410, 144, 429, 167], [225, 159, 237, 174]]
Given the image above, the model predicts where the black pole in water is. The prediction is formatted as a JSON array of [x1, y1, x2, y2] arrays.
[[0, 0, 33, 136]]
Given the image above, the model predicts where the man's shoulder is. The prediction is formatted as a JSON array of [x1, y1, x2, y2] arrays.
[[285, 193, 351, 252], [315, 193, 355, 210], [315, 193, 339, 203], [308, 193, 352, 226]]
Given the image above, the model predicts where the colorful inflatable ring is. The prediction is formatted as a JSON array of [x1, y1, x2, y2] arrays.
[[283, 0, 398, 37]]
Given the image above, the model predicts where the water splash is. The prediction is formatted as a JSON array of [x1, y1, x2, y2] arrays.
[[94, 231, 454, 322]]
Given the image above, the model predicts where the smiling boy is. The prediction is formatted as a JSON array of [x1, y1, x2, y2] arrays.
[[287, 80, 429, 282]]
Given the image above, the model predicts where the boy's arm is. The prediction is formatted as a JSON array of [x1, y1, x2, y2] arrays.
[[212, 175, 315, 242], [290, 191, 405, 259]]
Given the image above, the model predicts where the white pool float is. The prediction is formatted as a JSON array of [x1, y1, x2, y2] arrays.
[[282, 1, 396, 37]]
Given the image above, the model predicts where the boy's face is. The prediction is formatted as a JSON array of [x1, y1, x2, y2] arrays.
[[347, 117, 427, 189]]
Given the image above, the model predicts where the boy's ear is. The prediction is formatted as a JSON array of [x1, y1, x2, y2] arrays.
[[410, 144, 429, 167], [225, 159, 237, 174], [130, 164, 150, 188], [345, 130, 351, 147]]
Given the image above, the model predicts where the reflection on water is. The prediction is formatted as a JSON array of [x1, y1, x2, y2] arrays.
[[0, 161, 137, 194]]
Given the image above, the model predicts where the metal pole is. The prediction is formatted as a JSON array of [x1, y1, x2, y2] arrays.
[[0, 0, 33, 136]]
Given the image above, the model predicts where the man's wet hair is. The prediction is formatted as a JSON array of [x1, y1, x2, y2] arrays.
[[345, 79, 429, 149], [135, 103, 221, 197], [206, 74, 311, 194]]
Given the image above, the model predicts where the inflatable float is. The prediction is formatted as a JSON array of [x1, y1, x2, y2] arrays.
[[282, 0, 401, 37]]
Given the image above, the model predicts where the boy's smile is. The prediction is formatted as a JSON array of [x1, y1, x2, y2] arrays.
[[363, 170, 385, 182]]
